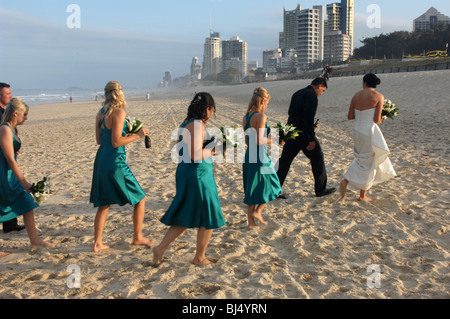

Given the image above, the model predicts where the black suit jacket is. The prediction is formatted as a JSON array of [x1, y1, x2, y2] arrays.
[[287, 85, 318, 143]]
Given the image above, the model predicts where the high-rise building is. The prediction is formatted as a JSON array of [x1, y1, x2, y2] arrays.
[[298, 5, 324, 66], [323, 0, 354, 62], [324, 1, 353, 62], [280, 5, 303, 51], [203, 29, 222, 77], [280, 5, 324, 67], [324, 30, 351, 63], [340, 0, 354, 53], [414, 7, 450, 32], [222, 36, 248, 76], [327, 3, 341, 32]]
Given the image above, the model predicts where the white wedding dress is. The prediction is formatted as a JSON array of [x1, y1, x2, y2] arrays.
[[344, 108, 396, 190]]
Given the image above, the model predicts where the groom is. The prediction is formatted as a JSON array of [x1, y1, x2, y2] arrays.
[[277, 78, 336, 198]]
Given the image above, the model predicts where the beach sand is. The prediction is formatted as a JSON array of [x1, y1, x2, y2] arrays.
[[0, 70, 448, 299]]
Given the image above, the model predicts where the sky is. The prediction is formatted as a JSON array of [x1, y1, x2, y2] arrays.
[[0, 0, 449, 90]]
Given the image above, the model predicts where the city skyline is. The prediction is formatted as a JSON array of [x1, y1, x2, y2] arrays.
[[1, 1, 449, 90]]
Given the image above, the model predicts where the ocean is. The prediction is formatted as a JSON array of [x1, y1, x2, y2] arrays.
[[13, 88, 151, 106]]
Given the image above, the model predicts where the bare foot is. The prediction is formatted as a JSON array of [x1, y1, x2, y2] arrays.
[[93, 243, 111, 253], [31, 240, 53, 248], [359, 197, 374, 203], [193, 257, 212, 267], [132, 237, 155, 247], [0, 252, 9, 258], [247, 214, 258, 229], [247, 224, 261, 231], [152, 246, 164, 267], [252, 211, 267, 226]]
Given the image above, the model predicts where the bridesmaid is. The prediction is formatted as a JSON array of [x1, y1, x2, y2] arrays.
[[152, 92, 226, 267], [242, 88, 282, 229], [0, 98, 52, 254], [90, 81, 153, 252]]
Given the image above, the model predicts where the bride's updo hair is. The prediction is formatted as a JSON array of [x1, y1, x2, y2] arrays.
[[103, 81, 127, 118], [363, 73, 381, 88]]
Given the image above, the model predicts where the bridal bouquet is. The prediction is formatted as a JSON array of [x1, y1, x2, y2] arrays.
[[276, 123, 302, 144], [126, 117, 151, 148], [382, 100, 399, 121], [31, 176, 52, 205]]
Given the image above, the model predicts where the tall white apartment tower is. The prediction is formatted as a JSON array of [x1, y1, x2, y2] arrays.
[[297, 5, 324, 66], [280, 5, 324, 67], [203, 30, 222, 77], [340, 0, 354, 54]]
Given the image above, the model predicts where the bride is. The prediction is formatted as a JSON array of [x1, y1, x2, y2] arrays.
[[340, 73, 396, 202]]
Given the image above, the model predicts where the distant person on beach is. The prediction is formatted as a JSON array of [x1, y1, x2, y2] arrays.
[[340, 73, 396, 202], [0, 98, 52, 257], [89, 81, 153, 253], [242, 87, 282, 229], [0, 82, 25, 234], [322, 64, 332, 81], [152, 92, 226, 267], [276, 77, 336, 198], [146, 92, 150, 101]]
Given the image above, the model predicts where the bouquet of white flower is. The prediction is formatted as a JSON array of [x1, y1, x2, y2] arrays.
[[276, 123, 302, 144], [126, 117, 151, 148], [30, 176, 51, 205], [382, 99, 399, 121], [126, 117, 144, 134]]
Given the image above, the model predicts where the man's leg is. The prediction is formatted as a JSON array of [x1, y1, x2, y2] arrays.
[[301, 138, 327, 196], [276, 139, 302, 187]]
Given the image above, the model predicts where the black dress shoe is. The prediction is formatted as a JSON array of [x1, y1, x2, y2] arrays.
[[316, 187, 337, 198], [3, 224, 26, 233]]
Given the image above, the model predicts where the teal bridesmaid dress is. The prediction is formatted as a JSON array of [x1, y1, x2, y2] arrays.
[[160, 120, 226, 230], [243, 112, 282, 205], [90, 108, 146, 208], [0, 124, 38, 222]]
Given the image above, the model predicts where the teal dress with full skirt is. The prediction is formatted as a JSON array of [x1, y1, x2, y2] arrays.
[[243, 112, 282, 205], [160, 120, 226, 230], [90, 109, 146, 208], [0, 124, 38, 222]]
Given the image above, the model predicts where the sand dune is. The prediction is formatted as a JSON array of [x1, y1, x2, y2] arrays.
[[0, 70, 448, 299]]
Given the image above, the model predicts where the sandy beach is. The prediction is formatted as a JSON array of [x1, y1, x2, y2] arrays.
[[0, 70, 448, 299]]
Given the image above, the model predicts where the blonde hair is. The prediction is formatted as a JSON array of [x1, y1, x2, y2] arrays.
[[246, 87, 270, 115], [102, 81, 127, 118], [1, 97, 28, 125]]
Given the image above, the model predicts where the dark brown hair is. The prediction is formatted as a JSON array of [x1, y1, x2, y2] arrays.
[[185, 92, 216, 122]]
